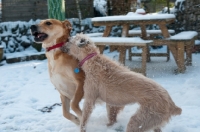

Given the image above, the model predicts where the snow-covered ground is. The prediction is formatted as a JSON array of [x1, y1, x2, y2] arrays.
[[0, 47, 200, 132]]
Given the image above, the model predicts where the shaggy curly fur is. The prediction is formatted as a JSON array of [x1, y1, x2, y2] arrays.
[[63, 33, 182, 132]]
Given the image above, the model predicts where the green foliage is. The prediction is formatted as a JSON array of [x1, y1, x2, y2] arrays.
[[47, 0, 65, 21]]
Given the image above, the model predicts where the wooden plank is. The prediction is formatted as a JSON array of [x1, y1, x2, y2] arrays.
[[140, 24, 147, 39], [93, 20, 172, 27], [158, 21, 170, 38], [141, 46, 147, 76], [177, 42, 186, 73]]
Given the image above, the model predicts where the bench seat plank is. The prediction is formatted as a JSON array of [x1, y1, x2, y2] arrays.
[[170, 31, 198, 40], [85, 33, 103, 37], [90, 37, 153, 46]]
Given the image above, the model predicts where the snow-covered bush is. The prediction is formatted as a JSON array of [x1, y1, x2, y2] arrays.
[[93, 0, 107, 16], [0, 20, 41, 53]]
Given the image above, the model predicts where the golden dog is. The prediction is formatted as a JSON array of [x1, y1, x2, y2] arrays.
[[30, 19, 122, 126], [62, 33, 182, 132]]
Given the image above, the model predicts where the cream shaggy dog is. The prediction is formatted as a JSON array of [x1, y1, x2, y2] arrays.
[[61, 34, 182, 132]]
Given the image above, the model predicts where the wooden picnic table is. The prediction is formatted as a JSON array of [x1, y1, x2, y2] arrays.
[[91, 13, 175, 64]]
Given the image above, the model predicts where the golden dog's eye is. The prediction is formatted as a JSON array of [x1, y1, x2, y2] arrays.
[[45, 21, 52, 25]]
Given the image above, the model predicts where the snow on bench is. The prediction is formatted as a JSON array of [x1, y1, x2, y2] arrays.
[[170, 31, 198, 40], [90, 37, 153, 46], [90, 37, 153, 76], [85, 33, 103, 37], [129, 29, 175, 35]]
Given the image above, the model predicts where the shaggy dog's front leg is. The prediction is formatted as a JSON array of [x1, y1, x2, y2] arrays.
[[80, 100, 96, 132], [80, 89, 97, 132]]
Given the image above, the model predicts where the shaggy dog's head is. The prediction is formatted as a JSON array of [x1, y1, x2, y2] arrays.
[[61, 34, 99, 61], [30, 19, 72, 48]]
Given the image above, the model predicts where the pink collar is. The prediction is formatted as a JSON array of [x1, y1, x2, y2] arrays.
[[46, 42, 65, 52], [78, 53, 97, 67]]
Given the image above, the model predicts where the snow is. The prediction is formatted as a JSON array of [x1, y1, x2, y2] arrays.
[[94, 0, 107, 16], [90, 37, 153, 43], [129, 29, 175, 34], [170, 31, 198, 40], [5, 46, 45, 59], [0, 47, 200, 132], [92, 14, 175, 22], [135, 8, 146, 14]]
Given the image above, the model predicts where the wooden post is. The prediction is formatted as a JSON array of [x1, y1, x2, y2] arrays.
[[47, 0, 65, 20]]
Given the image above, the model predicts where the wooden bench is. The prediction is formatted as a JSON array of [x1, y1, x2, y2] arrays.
[[153, 31, 198, 73], [90, 37, 153, 76], [169, 31, 197, 73], [128, 29, 175, 62]]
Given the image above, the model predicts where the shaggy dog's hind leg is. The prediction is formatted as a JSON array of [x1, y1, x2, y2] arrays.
[[154, 128, 162, 132], [126, 106, 164, 132], [106, 104, 124, 126]]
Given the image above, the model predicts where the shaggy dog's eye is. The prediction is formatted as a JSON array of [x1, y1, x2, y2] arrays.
[[45, 22, 52, 25]]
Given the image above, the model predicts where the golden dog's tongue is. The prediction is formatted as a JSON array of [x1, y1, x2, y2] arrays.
[[37, 34, 43, 38]]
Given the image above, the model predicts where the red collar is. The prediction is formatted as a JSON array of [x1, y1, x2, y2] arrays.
[[78, 53, 97, 67], [46, 42, 65, 52]]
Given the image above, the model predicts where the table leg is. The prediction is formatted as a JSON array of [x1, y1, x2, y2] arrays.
[[103, 26, 112, 37], [117, 24, 129, 64], [185, 41, 193, 66], [177, 42, 186, 73], [141, 46, 147, 76], [103, 26, 116, 52], [98, 46, 105, 54], [140, 24, 147, 39], [168, 44, 178, 66], [167, 46, 170, 61], [118, 46, 126, 65], [158, 22, 170, 38]]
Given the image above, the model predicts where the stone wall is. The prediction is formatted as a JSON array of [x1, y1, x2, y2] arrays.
[[184, 0, 200, 39]]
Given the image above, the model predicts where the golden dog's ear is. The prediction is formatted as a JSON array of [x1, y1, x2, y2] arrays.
[[62, 20, 72, 33]]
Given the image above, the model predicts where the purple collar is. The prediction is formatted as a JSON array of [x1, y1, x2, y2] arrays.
[[74, 53, 97, 74], [78, 53, 97, 67]]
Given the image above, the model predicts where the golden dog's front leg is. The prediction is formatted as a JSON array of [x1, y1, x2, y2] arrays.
[[60, 94, 80, 125]]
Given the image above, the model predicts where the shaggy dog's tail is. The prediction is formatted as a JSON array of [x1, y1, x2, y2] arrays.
[[171, 105, 182, 116]]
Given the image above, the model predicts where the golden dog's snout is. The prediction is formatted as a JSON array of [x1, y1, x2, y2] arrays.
[[30, 25, 38, 33]]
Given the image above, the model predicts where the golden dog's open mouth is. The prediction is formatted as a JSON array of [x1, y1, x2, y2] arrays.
[[32, 31, 48, 42]]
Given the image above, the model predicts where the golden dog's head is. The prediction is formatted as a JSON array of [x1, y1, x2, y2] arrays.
[[30, 19, 72, 48]]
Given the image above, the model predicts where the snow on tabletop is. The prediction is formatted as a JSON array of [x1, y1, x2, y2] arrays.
[[170, 31, 198, 40], [129, 29, 175, 34], [90, 37, 153, 43], [136, 9, 146, 13], [0, 45, 4, 48], [91, 13, 175, 22]]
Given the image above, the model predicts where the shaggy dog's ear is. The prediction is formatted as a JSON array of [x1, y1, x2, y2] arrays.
[[78, 38, 90, 48], [62, 20, 72, 33]]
